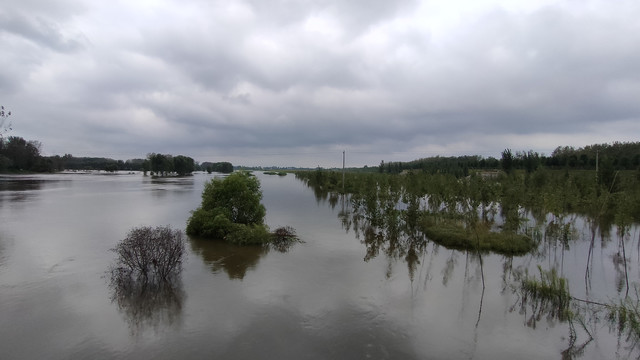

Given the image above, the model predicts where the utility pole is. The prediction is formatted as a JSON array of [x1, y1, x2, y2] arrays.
[[342, 150, 345, 193], [595, 149, 599, 183]]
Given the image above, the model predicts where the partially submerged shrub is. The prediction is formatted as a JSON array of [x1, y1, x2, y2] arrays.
[[225, 223, 272, 245], [111, 225, 185, 282], [187, 172, 267, 242], [270, 226, 302, 252], [187, 172, 300, 248]]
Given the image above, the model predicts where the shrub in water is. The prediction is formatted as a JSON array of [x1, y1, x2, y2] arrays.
[[110, 225, 185, 282]]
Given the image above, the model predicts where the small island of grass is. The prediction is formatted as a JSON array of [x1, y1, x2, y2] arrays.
[[419, 216, 535, 255], [264, 171, 287, 176]]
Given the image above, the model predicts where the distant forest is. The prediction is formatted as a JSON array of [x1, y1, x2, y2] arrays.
[[378, 141, 640, 177], [0, 136, 232, 174], [1, 134, 639, 176]]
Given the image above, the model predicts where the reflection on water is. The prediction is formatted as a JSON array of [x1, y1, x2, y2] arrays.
[[109, 275, 185, 336], [300, 174, 640, 358], [0, 176, 48, 191], [189, 239, 269, 280], [2, 172, 639, 359], [145, 176, 195, 197], [0, 175, 56, 203]]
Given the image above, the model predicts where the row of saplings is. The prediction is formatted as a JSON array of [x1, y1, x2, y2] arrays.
[[110, 172, 298, 289]]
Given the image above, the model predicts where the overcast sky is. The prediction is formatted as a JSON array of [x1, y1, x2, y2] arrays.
[[1, 0, 639, 167]]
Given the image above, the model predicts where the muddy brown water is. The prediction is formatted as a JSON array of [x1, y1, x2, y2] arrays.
[[0, 172, 635, 359]]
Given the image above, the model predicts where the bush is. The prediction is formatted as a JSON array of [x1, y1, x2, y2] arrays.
[[200, 172, 265, 225], [110, 225, 185, 281], [270, 226, 301, 252], [187, 172, 301, 248], [187, 172, 268, 243], [225, 223, 272, 245]]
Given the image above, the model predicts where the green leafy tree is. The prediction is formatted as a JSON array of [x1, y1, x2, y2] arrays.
[[173, 155, 195, 176], [148, 153, 175, 176], [501, 148, 514, 174], [187, 172, 269, 244], [201, 172, 265, 225], [200, 161, 233, 173], [1, 136, 41, 171]]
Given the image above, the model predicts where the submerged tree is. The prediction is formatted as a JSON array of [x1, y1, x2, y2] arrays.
[[108, 225, 186, 335], [110, 225, 185, 282]]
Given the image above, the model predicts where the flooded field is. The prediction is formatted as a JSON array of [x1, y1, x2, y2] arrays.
[[0, 172, 637, 359]]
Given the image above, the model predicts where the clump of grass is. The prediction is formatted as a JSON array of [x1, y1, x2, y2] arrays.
[[606, 288, 640, 346], [519, 266, 572, 322], [419, 216, 535, 255], [263, 171, 287, 176]]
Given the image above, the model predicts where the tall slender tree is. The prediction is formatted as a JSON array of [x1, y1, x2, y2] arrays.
[[0, 106, 11, 139], [501, 148, 514, 174]]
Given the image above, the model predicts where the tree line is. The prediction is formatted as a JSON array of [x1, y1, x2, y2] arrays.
[[0, 136, 232, 175], [377, 141, 640, 176]]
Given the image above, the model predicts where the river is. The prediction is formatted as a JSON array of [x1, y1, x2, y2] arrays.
[[0, 172, 636, 359]]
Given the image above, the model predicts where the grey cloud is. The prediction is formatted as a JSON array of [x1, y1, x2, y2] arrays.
[[245, 0, 418, 34], [0, 11, 85, 52], [3, 1, 640, 167]]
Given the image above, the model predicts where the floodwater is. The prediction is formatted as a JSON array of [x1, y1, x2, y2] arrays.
[[0, 172, 637, 359]]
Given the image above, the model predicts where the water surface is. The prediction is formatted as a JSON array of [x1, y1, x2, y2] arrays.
[[0, 172, 635, 359]]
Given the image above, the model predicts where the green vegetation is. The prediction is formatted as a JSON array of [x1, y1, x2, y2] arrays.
[[147, 153, 196, 176], [518, 266, 573, 322], [607, 293, 640, 348], [420, 217, 534, 255], [187, 172, 268, 244], [187, 172, 300, 247], [200, 161, 233, 174], [514, 268, 640, 356], [296, 170, 540, 256], [263, 171, 287, 176], [376, 141, 640, 175], [297, 158, 640, 242], [270, 226, 301, 252], [0, 136, 45, 172]]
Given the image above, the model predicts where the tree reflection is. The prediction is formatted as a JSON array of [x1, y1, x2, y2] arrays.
[[189, 239, 269, 280], [189, 229, 301, 280], [109, 274, 184, 336], [108, 226, 186, 336], [0, 176, 52, 203], [297, 170, 640, 358]]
